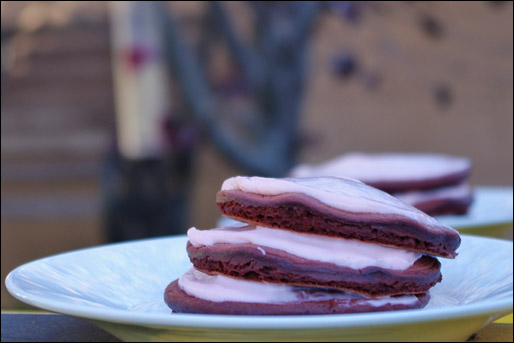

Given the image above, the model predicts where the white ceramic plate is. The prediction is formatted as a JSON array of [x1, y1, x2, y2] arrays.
[[436, 186, 513, 234], [6, 235, 513, 342]]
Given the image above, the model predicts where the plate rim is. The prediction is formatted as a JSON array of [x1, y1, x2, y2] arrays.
[[5, 234, 513, 330]]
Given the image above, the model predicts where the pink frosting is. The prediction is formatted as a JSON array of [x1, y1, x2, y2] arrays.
[[393, 183, 472, 205], [221, 176, 454, 230], [178, 268, 420, 305], [290, 152, 471, 183], [188, 225, 422, 270]]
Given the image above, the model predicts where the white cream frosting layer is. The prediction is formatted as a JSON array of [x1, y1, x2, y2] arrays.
[[394, 183, 472, 206], [290, 152, 471, 183], [221, 175, 453, 230], [188, 225, 422, 271], [178, 268, 420, 306]]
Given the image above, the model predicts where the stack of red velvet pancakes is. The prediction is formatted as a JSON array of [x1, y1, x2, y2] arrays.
[[164, 176, 460, 315], [290, 153, 473, 216]]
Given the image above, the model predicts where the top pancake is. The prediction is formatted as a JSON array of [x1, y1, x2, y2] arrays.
[[290, 153, 471, 193], [217, 176, 461, 258]]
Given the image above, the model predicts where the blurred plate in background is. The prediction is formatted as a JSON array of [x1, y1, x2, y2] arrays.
[[437, 186, 513, 237]]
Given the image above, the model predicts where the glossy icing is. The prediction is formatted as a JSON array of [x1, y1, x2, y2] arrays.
[[290, 152, 471, 183], [178, 268, 420, 305], [188, 225, 422, 270]]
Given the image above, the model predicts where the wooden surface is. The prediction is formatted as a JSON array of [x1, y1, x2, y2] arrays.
[[1, 312, 512, 342]]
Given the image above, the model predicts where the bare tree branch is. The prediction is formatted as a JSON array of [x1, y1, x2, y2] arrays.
[[156, 2, 292, 176], [293, 1, 320, 45], [209, 1, 263, 88], [258, 2, 319, 160]]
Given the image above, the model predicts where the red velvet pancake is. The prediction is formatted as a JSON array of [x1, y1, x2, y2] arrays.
[[187, 242, 441, 297], [217, 190, 460, 258]]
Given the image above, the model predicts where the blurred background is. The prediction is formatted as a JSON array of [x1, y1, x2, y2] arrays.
[[1, 1, 512, 309]]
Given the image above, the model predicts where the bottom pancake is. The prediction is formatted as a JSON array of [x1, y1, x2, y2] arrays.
[[164, 269, 430, 316]]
